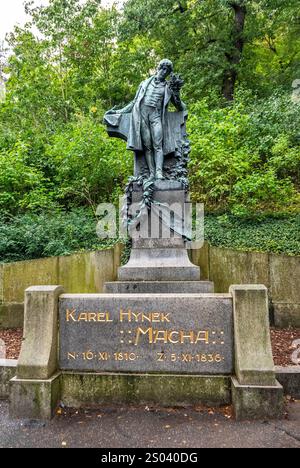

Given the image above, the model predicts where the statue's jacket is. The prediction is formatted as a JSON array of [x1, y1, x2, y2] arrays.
[[121, 76, 184, 155]]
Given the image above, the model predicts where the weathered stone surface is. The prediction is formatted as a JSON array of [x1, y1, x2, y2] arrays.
[[0, 303, 24, 328], [104, 281, 214, 294], [0, 359, 17, 399], [230, 285, 276, 386], [189, 242, 210, 280], [231, 377, 284, 420], [17, 286, 64, 380], [58, 249, 116, 294], [210, 248, 269, 293], [1, 257, 59, 304], [273, 303, 300, 328], [59, 293, 233, 374], [270, 254, 300, 304], [9, 373, 61, 420], [276, 366, 300, 399], [61, 372, 231, 408], [118, 265, 200, 281]]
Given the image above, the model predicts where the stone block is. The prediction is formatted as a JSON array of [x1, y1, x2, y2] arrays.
[[276, 366, 300, 399], [104, 281, 214, 294], [58, 250, 115, 293], [17, 286, 64, 380], [0, 359, 17, 399], [270, 254, 300, 304], [59, 293, 233, 374], [230, 285, 276, 386], [273, 303, 300, 328], [0, 303, 24, 328], [61, 372, 231, 408], [1, 257, 59, 304], [231, 377, 284, 420], [210, 248, 269, 293], [118, 265, 200, 281], [9, 373, 61, 420], [189, 242, 210, 280]]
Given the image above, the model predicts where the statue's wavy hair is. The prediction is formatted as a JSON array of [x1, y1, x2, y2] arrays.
[[158, 59, 173, 73]]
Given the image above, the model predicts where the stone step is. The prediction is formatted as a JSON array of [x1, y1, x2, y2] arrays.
[[60, 372, 231, 407], [104, 280, 214, 294]]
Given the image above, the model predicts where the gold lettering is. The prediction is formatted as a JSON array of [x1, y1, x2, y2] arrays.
[[120, 309, 131, 322], [153, 330, 168, 343], [88, 313, 97, 322], [151, 313, 161, 322], [168, 331, 179, 343], [97, 313, 106, 322], [195, 330, 209, 344], [161, 313, 170, 323], [66, 309, 77, 322], [141, 313, 152, 323], [67, 352, 76, 360], [132, 312, 142, 322], [134, 327, 153, 345], [180, 330, 195, 344], [78, 312, 88, 321]]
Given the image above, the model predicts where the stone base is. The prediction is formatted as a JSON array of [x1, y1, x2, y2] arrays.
[[118, 265, 200, 281], [0, 302, 24, 328], [276, 366, 300, 399], [273, 303, 300, 328], [0, 359, 17, 399], [104, 280, 214, 294], [60, 372, 231, 408], [231, 377, 284, 420], [9, 373, 61, 420]]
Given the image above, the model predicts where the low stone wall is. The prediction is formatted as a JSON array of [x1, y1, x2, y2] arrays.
[[0, 359, 17, 398], [0, 244, 122, 328], [1, 241, 299, 329], [190, 243, 300, 328]]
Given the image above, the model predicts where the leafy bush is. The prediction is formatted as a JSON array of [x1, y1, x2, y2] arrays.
[[188, 93, 300, 215], [0, 208, 116, 263], [0, 141, 54, 213], [204, 214, 300, 256], [46, 117, 133, 209]]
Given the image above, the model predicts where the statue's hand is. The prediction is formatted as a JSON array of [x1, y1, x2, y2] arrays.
[[169, 73, 184, 92], [105, 106, 119, 115]]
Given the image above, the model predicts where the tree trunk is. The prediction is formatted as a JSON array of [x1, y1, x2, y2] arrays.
[[222, 2, 246, 101]]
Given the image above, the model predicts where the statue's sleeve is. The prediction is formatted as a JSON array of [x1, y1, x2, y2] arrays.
[[107, 83, 142, 115], [170, 91, 186, 112]]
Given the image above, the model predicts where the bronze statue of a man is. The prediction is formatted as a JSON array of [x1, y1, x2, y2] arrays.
[[105, 59, 185, 180]]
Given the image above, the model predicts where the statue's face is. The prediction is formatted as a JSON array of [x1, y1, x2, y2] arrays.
[[157, 63, 171, 81]]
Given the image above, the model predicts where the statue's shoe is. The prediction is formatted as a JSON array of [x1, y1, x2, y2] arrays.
[[155, 170, 164, 180]]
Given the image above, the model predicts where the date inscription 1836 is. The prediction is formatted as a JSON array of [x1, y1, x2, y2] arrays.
[[59, 295, 234, 374]]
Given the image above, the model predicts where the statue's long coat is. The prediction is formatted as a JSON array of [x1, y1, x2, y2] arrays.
[[126, 76, 180, 155]]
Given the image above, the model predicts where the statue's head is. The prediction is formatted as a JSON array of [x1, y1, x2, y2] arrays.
[[157, 59, 173, 80]]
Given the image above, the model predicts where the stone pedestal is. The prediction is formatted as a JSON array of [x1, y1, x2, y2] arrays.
[[9, 286, 63, 420], [10, 373, 61, 420], [104, 280, 214, 294], [119, 180, 201, 281], [230, 285, 284, 420], [231, 377, 284, 420]]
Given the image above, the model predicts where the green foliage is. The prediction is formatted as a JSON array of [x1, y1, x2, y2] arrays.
[[188, 93, 300, 214], [205, 213, 300, 256], [0, 141, 54, 213], [0, 0, 299, 263], [0, 208, 115, 263], [46, 117, 133, 209]]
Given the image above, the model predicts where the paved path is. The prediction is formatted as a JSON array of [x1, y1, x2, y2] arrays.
[[0, 401, 299, 448]]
